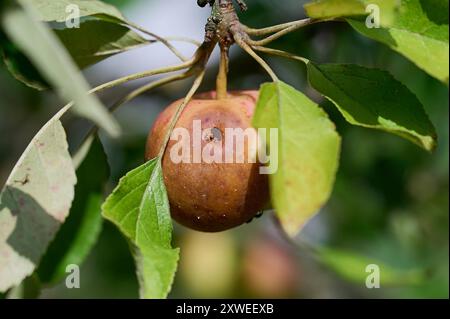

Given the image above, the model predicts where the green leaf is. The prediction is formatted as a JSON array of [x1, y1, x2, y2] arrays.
[[0, 35, 49, 90], [1, 1, 120, 136], [31, 0, 149, 69], [253, 81, 341, 236], [31, 0, 127, 23], [347, 0, 449, 83], [1, 0, 148, 89], [102, 158, 179, 299], [317, 247, 426, 285], [37, 137, 109, 285], [304, 0, 399, 26], [5, 274, 41, 299], [306, 62, 437, 151], [54, 20, 148, 69], [0, 106, 76, 293]]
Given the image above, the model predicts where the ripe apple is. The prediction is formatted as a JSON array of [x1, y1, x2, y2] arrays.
[[146, 91, 269, 232]]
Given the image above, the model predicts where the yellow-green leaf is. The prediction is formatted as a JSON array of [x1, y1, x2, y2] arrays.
[[348, 0, 449, 83], [0, 107, 76, 292], [253, 81, 341, 237], [37, 137, 109, 285], [304, 0, 399, 27]]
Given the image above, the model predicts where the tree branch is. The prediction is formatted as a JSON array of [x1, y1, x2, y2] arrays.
[[233, 33, 279, 82], [242, 18, 314, 37], [127, 21, 188, 61], [252, 46, 310, 64], [247, 18, 318, 46]]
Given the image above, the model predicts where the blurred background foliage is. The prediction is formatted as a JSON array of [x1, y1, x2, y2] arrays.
[[0, 0, 448, 298]]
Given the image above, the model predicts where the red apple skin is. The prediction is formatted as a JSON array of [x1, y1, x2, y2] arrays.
[[145, 91, 269, 232]]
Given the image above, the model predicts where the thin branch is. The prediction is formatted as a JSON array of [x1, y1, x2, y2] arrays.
[[53, 59, 192, 129], [247, 18, 318, 46], [110, 73, 192, 113], [158, 71, 206, 158], [242, 18, 314, 36], [127, 21, 188, 61], [89, 58, 196, 95], [72, 42, 212, 157], [252, 46, 310, 64], [73, 72, 193, 166], [163, 36, 202, 47], [233, 34, 279, 82], [89, 40, 214, 96]]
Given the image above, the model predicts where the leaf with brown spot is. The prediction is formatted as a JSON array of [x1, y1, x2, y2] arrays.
[[0, 106, 76, 293]]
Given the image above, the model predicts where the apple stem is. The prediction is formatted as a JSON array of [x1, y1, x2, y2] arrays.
[[216, 45, 229, 100]]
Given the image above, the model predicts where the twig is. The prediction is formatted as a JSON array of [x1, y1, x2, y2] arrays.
[[127, 21, 188, 61], [71, 42, 213, 162], [109, 73, 192, 114], [247, 18, 317, 46], [73, 72, 193, 166], [242, 18, 314, 36], [252, 46, 310, 64], [53, 59, 195, 129], [88, 58, 196, 95], [163, 36, 202, 47], [233, 33, 279, 82]]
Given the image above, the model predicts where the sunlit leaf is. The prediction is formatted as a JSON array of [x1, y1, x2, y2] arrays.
[[31, 0, 127, 23], [304, 0, 399, 27], [253, 81, 341, 237], [0, 106, 76, 293], [37, 137, 109, 285], [348, 0, 449, 83]]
